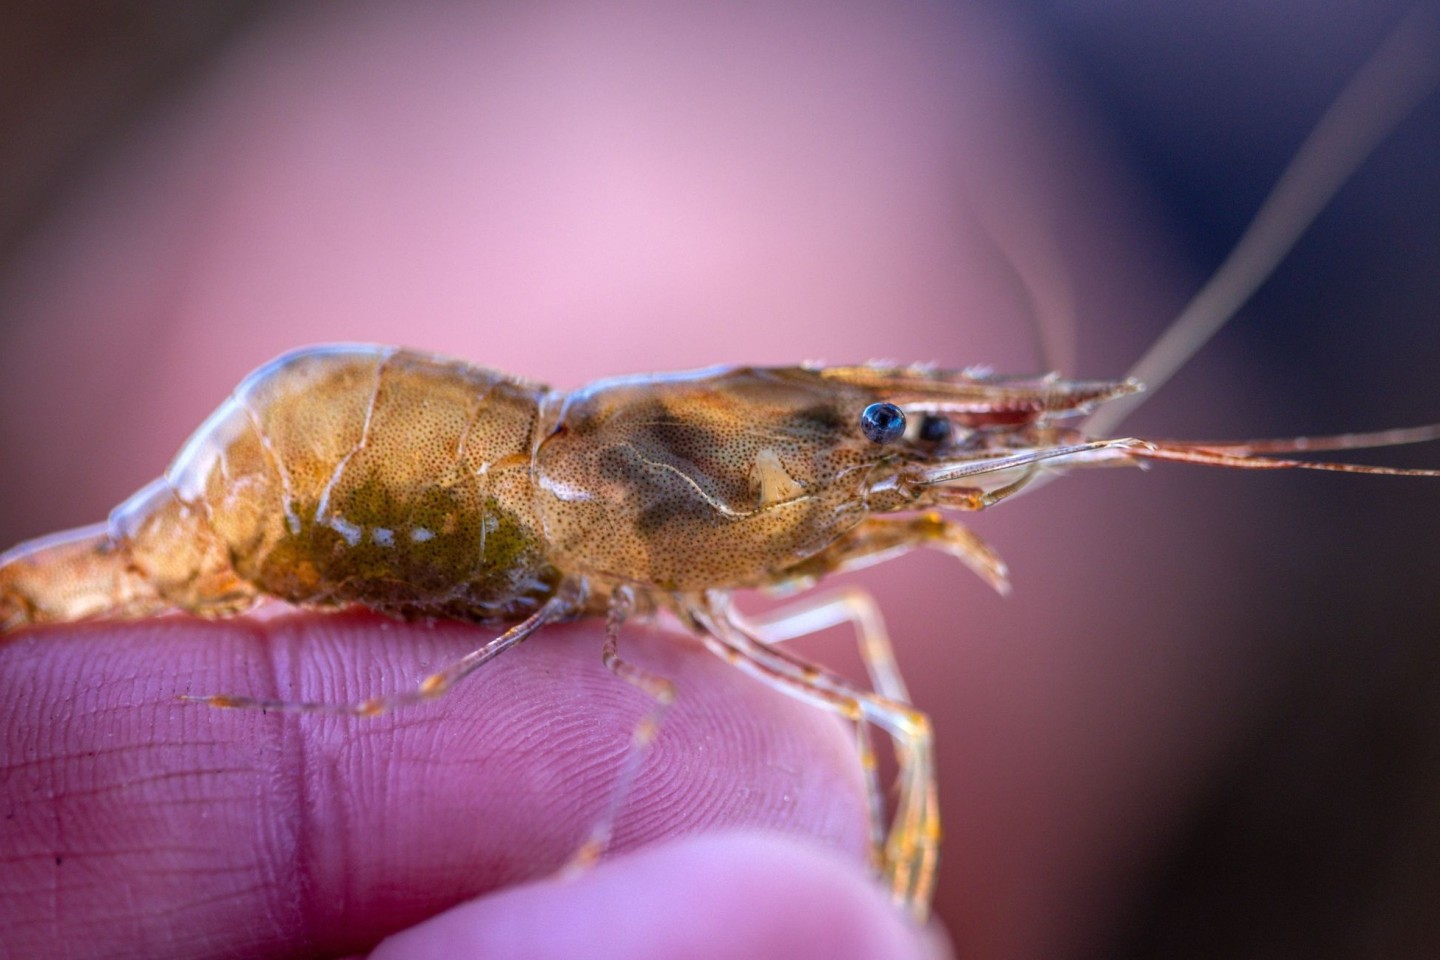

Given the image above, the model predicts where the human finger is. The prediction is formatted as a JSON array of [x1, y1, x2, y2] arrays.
[[368, 830, 949, 960], [0, 614, 870, 959]]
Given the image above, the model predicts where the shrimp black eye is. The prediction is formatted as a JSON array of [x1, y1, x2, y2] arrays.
[[918, 414, 951, 443], [860, 402, 906, 444]]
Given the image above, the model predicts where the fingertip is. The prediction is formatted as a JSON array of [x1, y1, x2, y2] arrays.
[[369, 830, 949, 960], [1, 615, 874, 957]]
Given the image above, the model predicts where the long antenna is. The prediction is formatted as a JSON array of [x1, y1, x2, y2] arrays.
[[1084, 5, 1440, 438]]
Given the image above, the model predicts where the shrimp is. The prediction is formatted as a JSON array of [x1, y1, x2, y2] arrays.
[[3, 8, 1438, 931], [2, 340, 1438, 920]]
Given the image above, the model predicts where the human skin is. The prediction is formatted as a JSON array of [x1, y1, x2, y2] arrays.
[[4, 2, 1436, 959], [0, 615, 912, 959]]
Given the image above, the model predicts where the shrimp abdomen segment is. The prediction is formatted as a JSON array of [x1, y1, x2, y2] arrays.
[[0, 525, 166, 631], [168, 345, 561, 619], [1, 346, 566, 631], [0, 479, 253, 630]]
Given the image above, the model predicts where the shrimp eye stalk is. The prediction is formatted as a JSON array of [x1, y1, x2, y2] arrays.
[[860, 402, 906, 444]]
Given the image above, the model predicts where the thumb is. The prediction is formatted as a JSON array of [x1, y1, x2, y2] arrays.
[[367, 830, 952, 960]]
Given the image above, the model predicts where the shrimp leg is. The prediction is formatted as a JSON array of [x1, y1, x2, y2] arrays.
[[740, 592, 890, 870], [780, 513, 1009, 596], [729, 514, 1003, 911], [183, 591, 575, 716], [568, 588, 678, 869], [746, 587, 912, 871], [689, 596, 939, 921], [730, 597, 941, 914], [750, 586, 911, 728]]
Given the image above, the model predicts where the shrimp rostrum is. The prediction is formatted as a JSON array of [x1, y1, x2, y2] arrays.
[[4, 344, 1438, 919]]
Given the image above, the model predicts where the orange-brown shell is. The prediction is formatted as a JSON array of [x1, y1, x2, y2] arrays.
[[156, 345, 560, 620], [534, 367, 883, 591], [1, 348, 1148, 630]]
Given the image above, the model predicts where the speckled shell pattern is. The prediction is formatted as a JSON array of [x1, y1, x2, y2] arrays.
[[534, 367, 878, 592], [108, 351, 900, 623], [1, 347, 1155, 632], [158, 345, 562, 622]]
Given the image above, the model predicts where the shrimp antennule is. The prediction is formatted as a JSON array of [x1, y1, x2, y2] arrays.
[[897, 423, 1440, 505]]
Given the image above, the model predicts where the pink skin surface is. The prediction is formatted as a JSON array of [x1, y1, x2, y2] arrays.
[[4, 2, 1434, 959], [1, 616, 877, 958]]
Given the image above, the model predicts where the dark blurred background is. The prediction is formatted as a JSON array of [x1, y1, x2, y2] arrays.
[[1043, 5, 1440, 958], [1, 2, 1437, 958]]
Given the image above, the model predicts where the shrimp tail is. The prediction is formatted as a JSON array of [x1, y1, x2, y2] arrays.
[[1, 480, 257, 635], [0, 524, 166, 632]]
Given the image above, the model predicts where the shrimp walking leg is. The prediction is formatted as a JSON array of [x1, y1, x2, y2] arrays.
[[569, 590, 678, 870], [746, 587, 912, 869], [724, 518, 994, 911], [185, 592, 574, 716], [726, 598, 939, 912], [690, 596, 939, 921], [783, 513, 1009, 595], [750, 586, 910, 704]]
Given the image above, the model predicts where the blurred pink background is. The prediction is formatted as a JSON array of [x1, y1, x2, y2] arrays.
[[2, 2, 1438, 957]]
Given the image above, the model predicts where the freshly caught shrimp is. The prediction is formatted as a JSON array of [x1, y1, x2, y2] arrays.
[[3, 8, 1439, 930], [2, 341, 1438, 920]]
